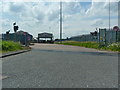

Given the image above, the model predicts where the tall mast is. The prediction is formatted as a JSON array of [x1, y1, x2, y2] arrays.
[[109, 0, 110, 30], [60, 1, 62, 40]]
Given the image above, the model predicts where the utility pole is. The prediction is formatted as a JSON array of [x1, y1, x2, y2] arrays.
[[109, 0, 110, 30], [60, 0, 62, 41]]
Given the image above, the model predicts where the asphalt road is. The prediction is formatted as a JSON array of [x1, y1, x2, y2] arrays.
[[2, 43, 118, 88]]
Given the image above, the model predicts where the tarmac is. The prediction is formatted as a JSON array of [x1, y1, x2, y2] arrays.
[[2, 43, 118, 88]]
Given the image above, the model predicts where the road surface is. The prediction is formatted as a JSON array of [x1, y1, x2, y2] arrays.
[[2, 43, 118, 88]]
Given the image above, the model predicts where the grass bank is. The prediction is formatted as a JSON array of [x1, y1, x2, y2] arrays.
[[55, 41, 120, 52], [0, 41, 30, 53]]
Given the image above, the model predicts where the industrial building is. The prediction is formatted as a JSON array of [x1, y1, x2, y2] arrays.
[[37, 32, 54, 43], [1, 30, 33, 45]]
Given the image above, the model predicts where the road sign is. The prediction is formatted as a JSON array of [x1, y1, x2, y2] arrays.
[[14, 26, 19, 33], [113, 26, 119, 31]]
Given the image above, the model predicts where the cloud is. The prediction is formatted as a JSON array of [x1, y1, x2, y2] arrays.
[[91, 19, 103, 26], [9, 2, 26, 13], [34, 12, 45, 23], [63, 2, 82, 15], [86, 1, 118, 17], [1, 1, 118, 38], [48, 9, 59, 21], [1, 18, 14, 33]]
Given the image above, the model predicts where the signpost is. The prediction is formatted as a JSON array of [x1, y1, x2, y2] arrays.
[[13, 22, 19, 33], [113, 26, 120, 42], [13, 22, 19, 42], [6, 30, 10, 40], [24, 32, 27, 46]]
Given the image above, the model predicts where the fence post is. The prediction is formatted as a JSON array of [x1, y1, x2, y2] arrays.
[[105, 28, 107, 45], [99, 28, 100, 47], [116, 31, 118, 42]]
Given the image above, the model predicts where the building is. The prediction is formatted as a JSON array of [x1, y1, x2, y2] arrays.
[[37, 32, 54, 43], [1, 30, 33, 45]]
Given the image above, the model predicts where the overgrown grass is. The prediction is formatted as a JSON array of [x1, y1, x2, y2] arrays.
[[55, 41, 120, 52], [0, 41, 24, 53], [101, 42, 120, 52]]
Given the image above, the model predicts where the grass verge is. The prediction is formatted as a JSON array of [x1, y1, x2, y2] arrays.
[[0, 41, 30, 53], [55, 41, 120, 52]]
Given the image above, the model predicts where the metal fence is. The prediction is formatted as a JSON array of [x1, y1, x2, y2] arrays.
[[99, 29, 120, 44], [70, 29, 120, 43], [1, 32, 33, 45], [70, 34, 98, 42]]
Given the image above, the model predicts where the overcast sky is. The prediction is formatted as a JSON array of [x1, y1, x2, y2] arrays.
[[0, 0, 118, 39]]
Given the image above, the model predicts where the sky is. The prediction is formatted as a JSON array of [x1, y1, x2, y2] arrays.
[[0, 0, 119, 39]]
